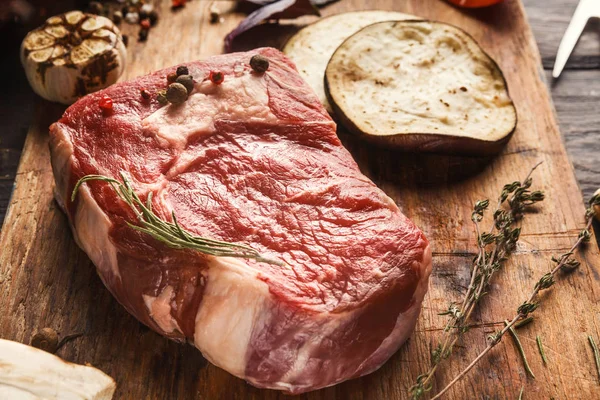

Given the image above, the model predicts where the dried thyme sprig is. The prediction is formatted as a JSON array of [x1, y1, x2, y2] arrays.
[[429, 191, 600, 400], [409, 163, 545, 399], [71, 173, 283, 266]]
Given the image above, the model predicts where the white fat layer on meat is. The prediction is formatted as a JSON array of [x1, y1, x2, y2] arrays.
[[193, 257, 270, 377], [73, 185, 121, 280], [49, 124, 74, 210], [142, 72, 279, 150], [143, 285, 182, 335], [276, 313, 345, 388]]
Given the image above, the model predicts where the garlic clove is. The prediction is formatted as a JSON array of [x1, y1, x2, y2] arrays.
[[64, 10, 85, 25], [30, 48, 54, 63], [44, 24, 69, 39], [81, 16, 111, 32], [21, 11, 127, 104], [23, 30, 55, 50], [0, 338, 116, 399]]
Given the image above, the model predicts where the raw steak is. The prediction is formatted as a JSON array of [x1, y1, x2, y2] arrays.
[[49, 48, 432, 394]]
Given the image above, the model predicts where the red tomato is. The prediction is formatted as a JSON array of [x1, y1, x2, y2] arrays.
[[447, 0, 503, 8]]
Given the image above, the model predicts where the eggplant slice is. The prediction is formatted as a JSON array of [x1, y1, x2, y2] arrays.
[[283, 11, 414, 114], [325, 20, 517, 155]]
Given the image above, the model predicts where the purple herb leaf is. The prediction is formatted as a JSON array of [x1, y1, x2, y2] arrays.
[[310, 0, 340, 5], [225, 0, 319, 52], [244, 0, 339, 5], [242, 0, 275, 5]]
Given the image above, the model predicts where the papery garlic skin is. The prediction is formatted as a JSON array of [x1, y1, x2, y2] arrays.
[[0, 338, 116, 400], [20, 11, 127, 105]]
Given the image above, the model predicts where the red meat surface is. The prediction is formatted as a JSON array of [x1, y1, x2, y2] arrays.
[[49, 48, 431, 393]]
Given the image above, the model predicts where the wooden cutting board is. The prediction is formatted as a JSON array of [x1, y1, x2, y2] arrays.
[[1, 0, 599, 399]]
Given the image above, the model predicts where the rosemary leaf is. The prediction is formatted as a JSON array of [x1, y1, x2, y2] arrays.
[[518, 385, 524, 400], [72, 173, 283, 266], [536, 335, 548, 366], [515, 316, 534, 329], [588, 336, 600, 384], [505, 320, 535, 379]]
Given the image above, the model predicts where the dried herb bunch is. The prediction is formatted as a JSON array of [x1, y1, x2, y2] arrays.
[[410, 163, 545, 399], [429, 190, 600, 400], [72, 173, 282, 266]]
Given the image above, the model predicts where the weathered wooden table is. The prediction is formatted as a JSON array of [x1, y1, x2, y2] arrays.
[[0, 0, 598, 224]]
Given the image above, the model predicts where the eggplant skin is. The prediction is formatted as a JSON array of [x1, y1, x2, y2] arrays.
[[325, 20, 517, 156]]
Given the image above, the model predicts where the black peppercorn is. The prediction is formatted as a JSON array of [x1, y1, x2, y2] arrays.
[[31, 328, 59, 353], [88, 1, 103, 15], [112, 11, 123, 24], [166, 83, 188, 104], [250, 54, 269, 74], [176, 75, 194, 94], [141, 88, 151, 100], [138, 28, 149, 42], [139, 9, 149, 21], [176, 65, 189, 76], [149, 10, 159, 26], [122, 34, 129, 47]]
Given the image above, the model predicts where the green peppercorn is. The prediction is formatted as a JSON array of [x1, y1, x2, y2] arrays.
[[166, 82, 188, 104], [157, 90, 168, 105], [176, 75, 194, 94], [250, 54, 269, 73], [176, 65, 189, 76], [167, 72, 177, 83]]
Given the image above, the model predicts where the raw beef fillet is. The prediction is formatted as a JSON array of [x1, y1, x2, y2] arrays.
[[49, 48, 432, 393]]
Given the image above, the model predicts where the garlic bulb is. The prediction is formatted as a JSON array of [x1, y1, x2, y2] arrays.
[[0, 338, 116, 399], [20, 11, 127, 105], [594, 188, 600, 221]]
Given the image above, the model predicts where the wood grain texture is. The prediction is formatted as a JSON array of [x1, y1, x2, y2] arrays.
[[0, 1, 599, 399]]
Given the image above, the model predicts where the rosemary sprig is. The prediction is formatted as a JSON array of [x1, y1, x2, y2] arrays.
[[505, 320, 535, 379], [588, 336, 600, 384], [409, 163, 545, 399], [429, 192, 600, 400], [536, 335, 548, 365], [71, 173, 283, 266]]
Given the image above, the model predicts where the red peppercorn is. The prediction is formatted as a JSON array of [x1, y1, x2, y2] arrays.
[[140, 88, 151, 100], [140, 19, 151, 30], [171, 0, 186, 8], [167, 72, 177, 83], [209, 71, 224, 85], [99, 96, 113, 112]]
